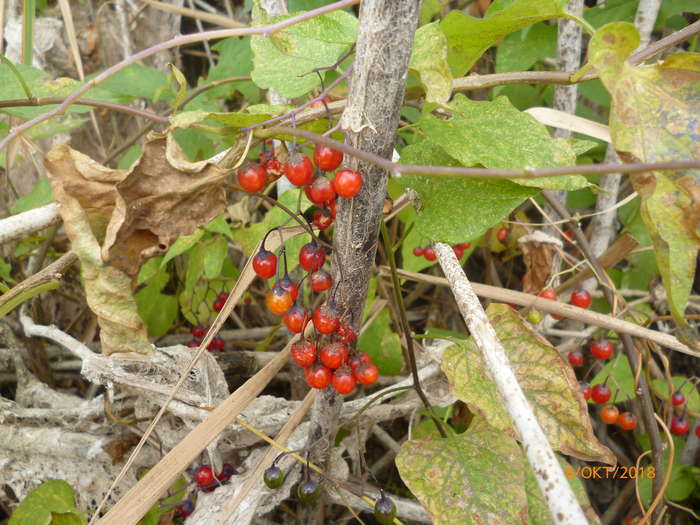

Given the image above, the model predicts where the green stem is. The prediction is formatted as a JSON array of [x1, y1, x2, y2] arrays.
[[0, 280, 59, 318], [22, 0, 36, 66], [563, 11, 595, 36], [0, 55, 34, 99], [380, 221, 448, 439]]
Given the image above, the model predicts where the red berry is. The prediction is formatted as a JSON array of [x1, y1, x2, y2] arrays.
[[310, 270, 332, 292], [253, 249, 277, 279], [670, 416, 690, 435], [671, 391, 686, 406], [266, 284, 293, 316], [194, 465, 215, 487], [496, 227, 508, 242], [600, 404, 619, 424], [313, 144, 344, 172], [307, 175, 336, 204], [332, 169, 363, 198], [312, 305, 339, 334], [213, 299, 225, 312], [207, 337, 224, 353], [591, 384, 612, 404], [538, 288, 562, 320], [244, 297, 252, 305], [237, 164, 267, 193], [412, 247, 424, 257], [617, 412, 638, 430], [695, 424, 700, 438], [263, 157, 283, 182], [283, 304, 308, 334], [177, 500, 195, 518], [590, 338, 614, 360], [332, 366, 356, 395], [354, 362, 379, 386], [458, 242, 472, 250], [187, 339, 200, 348], [311, 96, 332, 108], [423, 246, 436, 261], [312, 208, 334, 230], [567, 351, 584, 367], [570, 288, 592, 309], [218, 292, 229, 301], [348, 351, 371, 371], [191, 326, 206, 339], [337, 323, 357, 343], [218, 463, 235, 484], [580, 381, 592, 400], [291, 339, 317, 368], [452, 245, 464, 259], [305, 363, 332, 389], [279, 274, 299, 302], [299, 242, 326, 272], [284, 153, 313, 186], [319, 342, 348, 370], [538, 288, 557, 301]]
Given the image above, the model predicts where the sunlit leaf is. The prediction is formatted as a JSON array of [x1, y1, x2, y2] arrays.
[[588, 22, 700, 344], [409, 22, 453, 103], [440, 303, 615, 464]]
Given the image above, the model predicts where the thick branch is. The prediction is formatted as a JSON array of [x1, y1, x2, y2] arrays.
[[302, 0, 420, 521]]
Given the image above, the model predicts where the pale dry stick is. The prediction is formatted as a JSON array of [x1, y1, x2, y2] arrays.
[[0, 0, 361, 153], [141, 0, 246, 28], [19, 308, 94, 361], [378, 267, 696, 357], [220, 389, 317, 519], [93, 225, 306, 524], [0, 202, 61, 244], [433, 242, 588, 525], [634, 0, 663, 49]]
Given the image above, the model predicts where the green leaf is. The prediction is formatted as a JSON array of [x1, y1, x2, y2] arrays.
[[419, 95, 589, 190], [409, 22, 453, 104], [203, 235, 229, 279], [588, 23, 700, 343], [161, 229, 205, 267], [590, 354, 635, 401], [637, 435, 699, 505], [95, 64, 170, 101], [169, 64, 188, 111], [204, 213, 234, 241], [10, 178, 53, 214], [49, 512, 86, 525], [396, 422, 528, 524], [135, 266, 177, 338], [0, 258, 14, 285], [440, 0, 568, 76], [208, 37, 259, 102], [651, 376, 700, 412], [496, 23, 557, 74], [357, 308, 403, 375], [397, 138, 536, 244], [9, 480, 86, 525], [138, 476, 188, 525], [250, 10, 357, 98], [440, 303, 615, 464], [584, 0, 637, 29]]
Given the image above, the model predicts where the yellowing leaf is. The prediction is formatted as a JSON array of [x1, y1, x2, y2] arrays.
[[409, 22, 453, 104], [440, 303, 615, 464], [588, 22, 700, 345], [396, 423, 528, 525]]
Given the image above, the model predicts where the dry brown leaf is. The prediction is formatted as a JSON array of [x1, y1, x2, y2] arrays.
[[45, 136, 229, 355], [521, 240, 554, 294]]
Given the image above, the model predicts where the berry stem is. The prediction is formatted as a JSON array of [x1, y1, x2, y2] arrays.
[[380, 222, 448, 439]]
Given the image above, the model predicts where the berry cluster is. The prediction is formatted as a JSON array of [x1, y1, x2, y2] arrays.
[[567, 337, 615, 368], [252, 231, 379, 394], [413, 242, 471, 261], [237, 142, 363, 231]]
